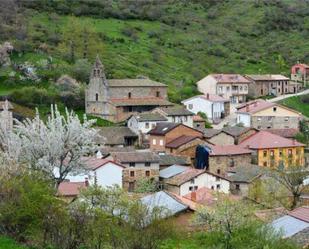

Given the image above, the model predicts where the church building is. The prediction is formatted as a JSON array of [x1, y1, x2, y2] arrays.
[[85, 57, 173, 122]]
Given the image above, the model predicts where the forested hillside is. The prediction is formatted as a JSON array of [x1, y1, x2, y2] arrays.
[[1, 0, 309, 103]]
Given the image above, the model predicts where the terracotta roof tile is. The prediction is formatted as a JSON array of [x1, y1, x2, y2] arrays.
[[209, 145, 252, 156], [246, 74, 289, 81], [289, 207, 309, 223], [240, 130, 305, 149], [211, 74, 251, 84], [57, 182, 86, 197], [82, 157, 125, 170]]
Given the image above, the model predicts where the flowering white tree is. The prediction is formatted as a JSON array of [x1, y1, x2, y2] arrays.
[[0, 105, 99, 187]]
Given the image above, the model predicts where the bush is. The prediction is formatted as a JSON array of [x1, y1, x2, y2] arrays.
[[71, 59, 92, 83]]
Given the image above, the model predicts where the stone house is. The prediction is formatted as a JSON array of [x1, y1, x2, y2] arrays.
[[85, 57, 173, 122], [197, 74, 251, 104], [291, 63, 309, 86], [208, 145, 253, 175], [236, 99, 302, 130], [182, 94, 230, 123], [0, 100, 13, 132], [162, 167, 230, 196], [239, 130, 305, 168], [148, 122, 204, 153], [152, 106, 194, 128], [192, 115, 206, 129], [245, 74, 291, 97], [111, 151, 160, 192], [96, 127, 138, 147]]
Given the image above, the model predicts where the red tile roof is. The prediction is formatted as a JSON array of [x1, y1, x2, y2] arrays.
[[240, 130, 305, 149], [236, 99, 275, 114], [165, 135, 202, 149], [82, 157, 125, 170], [183, 187, 217, 206], [211, 74, 251, 84], [267, 128, 299, 138], [166, 168, 205, 186], [209, 144, 252, 156], [288, 206, 309, 223], [57, 182, 86, 197]]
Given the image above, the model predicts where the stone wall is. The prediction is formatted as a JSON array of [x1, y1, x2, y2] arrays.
[[251, 116, 299, 129], [109, 86, 167, 99], [208, 132, 235, 145], [122, 168, 159, 191]]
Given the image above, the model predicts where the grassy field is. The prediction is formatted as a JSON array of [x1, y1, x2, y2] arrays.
[[0, 237, 27, 249]]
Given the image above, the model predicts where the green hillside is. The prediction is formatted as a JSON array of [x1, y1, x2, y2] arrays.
[[1, 0, 309, 104]]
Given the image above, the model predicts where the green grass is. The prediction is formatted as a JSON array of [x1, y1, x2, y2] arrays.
[[0, 237, 28, 249], [279, 95, 309, 117]]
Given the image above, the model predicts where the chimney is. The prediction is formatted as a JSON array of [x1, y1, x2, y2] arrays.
[[85, 177, 89, 187], [191, 191, 197, 202], [206, 93, 210, 99]]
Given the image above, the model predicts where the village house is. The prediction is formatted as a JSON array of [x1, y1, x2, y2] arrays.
[[245, 74, 291, 97], [236, 99, 302, 130], [291, 63, 309, 86], [57, 181, 88, 202], [197, 74, 251, 104], [192, 115, 206, 129], [0, 100, 13, 132], [208, 145, 253, 175], [239, 130, 305, 168], [96, 126, 138, 147], [181, 94, 230, 123], [111, 151, 160, 192], [85, 57, 173, 122], [148, 122, 204, 153], [161, 167, 230, 196], [152, 106, 194, 128]]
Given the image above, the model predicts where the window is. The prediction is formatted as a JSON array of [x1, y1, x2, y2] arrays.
[[285, 117, 289, 122], [268, 116, 272, 121], [128, 92, 132, 98], [184, 116, 187, 122], [152, 139, 156, 145], [263, 150, 267, 157], [95, 93, 99, 101], [235, 184, 240, 190], [129, 162, 135, 167], [159, 139, 164, 146], [257, 126, 261, 129], [226, 86, 230, 92], [263, 162, 267, 167], [194, 186, 198, 190], [145, 162, 151, 167], [257, 118, 261, 122], [188, 104, 193, 110], [130, 171, 135, 177], [145, 122, 149, 129], [216, 184, 221, 190], [190, 179, 195, 184], [189, 186, 193, 191], [279, 149, 283, 157], [145, 170, 150, 177], [156, 91, 160, 97], [270, 150, 274, 158], [288, 149, 293, 157], [239, 86, 243, 91], [211, 186, 214, 190], [217, 169, 221, 174], [244, 86, 248, 91]]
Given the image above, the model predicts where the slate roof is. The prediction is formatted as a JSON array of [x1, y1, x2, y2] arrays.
[[267, 128, 299, 138], [133, 112, 167, 122], [141, 191, 189, 217], [159, 165, 189, 179], [57, 182, 86, 197], [166, 168, 205, 186], [199, 128, 221, 138], [112, 151, 160, 163], [209, 145, 252, 156], [165, 135, 202, 149], [148, 122, 180, 135], [158, 106, 194, 116], [96, 127, 137, 146], [158, 154, 191, 167], [100, 146, 135, 157], [108, 78, 167, 87], [246, 74, 289, 81], [82, 157, 125, 170], [240, 130, 305, 149], [110, 98, 173, 107], [226, 164, 264, 183], [222, 126, 253, 138], [211, 74, 251, 84]]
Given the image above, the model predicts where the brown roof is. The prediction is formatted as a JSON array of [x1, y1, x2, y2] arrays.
[[211, 74, 251, 84], [165, 135, 202, 149], [110, 98, 173, 107], [236, 99, 275, 114], [199, 128, 221, 138], [222, 126, 254, 138], [112, 151, 160, 163], [96, 127, 137, 145], [267, 128, 299, 138], [288, 206, 309, 223], [148, 122, 180, 135], [57, 182, 86, 197], [166, 168, 205, 186], [82, 157, 125, 170], [108, 78, 167, 87], [209, 145, 252, 156], [246, 74, 289, 81], [240, 130, 305, 149]]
